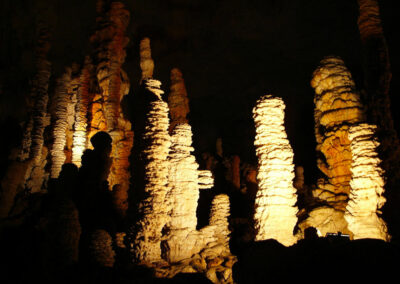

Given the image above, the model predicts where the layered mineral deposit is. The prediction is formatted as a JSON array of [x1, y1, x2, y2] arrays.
[[345, 123, 389, 241], [140, 37, 154, 81], [311, 56, 365, 209], [50, 69, 72, 178], [252, 95, 298, 246], [133, 79, 171, 264], [168, 68, 190, 133]]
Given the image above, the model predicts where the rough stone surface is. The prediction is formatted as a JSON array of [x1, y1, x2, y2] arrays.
[[133, 79, 171, 264], [252, 95, 298, 246], [168, 68, 190, 133], [345, 123, 389, 241], [140, 37, 154, 81], [311, 56, 365, 209], [50, 69, 72, 178], [89, 229, 115, 268]]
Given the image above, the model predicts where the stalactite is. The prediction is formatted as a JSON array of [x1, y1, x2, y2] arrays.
[[72, 57, 94, 167], [50, 69, 72, 178], [133, 79, 171, 264], [140, 37, 154, 81], [345, 123, 389, 241], [168, 68, 190, 133], [252, 95, 298, 246], [311, 56, 365, 209]]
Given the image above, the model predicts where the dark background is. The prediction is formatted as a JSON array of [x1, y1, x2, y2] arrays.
[[1, 0, 399, 184]]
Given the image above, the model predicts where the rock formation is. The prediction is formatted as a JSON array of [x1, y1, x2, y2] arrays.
[[132, 79, 171, 264], [168, 68, 190, 132], [252, 95, 298, 246], [72, 57, 94, 167], [345, 123, 389, 241], [312, 56, 365, 207], [293, 166, 304, 191], [90, 1, 133, 193], [50, 69, 72, 178], [89, 229, 115, 268], [140, 37, 154, 81], [301, 56, 366, 236]]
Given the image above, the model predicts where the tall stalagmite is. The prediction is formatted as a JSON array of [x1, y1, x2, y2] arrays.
[[345, 123, 389, 241], [168, 68, 190, 133], [357, 0, 400, 237], [140, 37, 154, 81], [72, 58, 94, 167], [302, 56, 365, 236], [50, 69, 72, 178], [252, 95, 298, 246], [90, 1, 133, 193], [133, 79, 171, 264], [312, 56, 365, 208]]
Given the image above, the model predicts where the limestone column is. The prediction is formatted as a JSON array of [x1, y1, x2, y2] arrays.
[[168, 68, 190, 133], [252, 95, 298, 246], [345, 123, 389, 241]]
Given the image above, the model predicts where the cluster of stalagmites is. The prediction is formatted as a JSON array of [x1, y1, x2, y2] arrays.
[[252, 95, 298, 246], [345, 124, 389, 241], [132, 79, 235, 283], [299, 56, 365, 237]]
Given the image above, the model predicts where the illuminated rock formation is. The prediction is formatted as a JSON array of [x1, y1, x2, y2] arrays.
[[311, 56, 365, 209], [72, 57, 94, 167], [90, 2, 133, 193], [133, 79, 171, 264], [345, 123, 389, 240], [252, 95, 298, 246], [293, 166, 304, 191], [89, 229, 115, 268], [198, 170, 214, 189], [50, 69, 72, 178], [168, 68, 190, 132], [209, 194, 230, 250], [140, 37, 154, 81]]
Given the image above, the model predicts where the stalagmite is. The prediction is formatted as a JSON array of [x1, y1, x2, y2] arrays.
[[50, 69, 72, 178], [133, 79, 171, 264], [311, 56, 365, 209], [300, 56, 365, 236], [345, 123, 389, 241], [293, 166, 304, 191], [90, 2, 133, 193], [252, 95, 298, 246], [168, 68, 190, 132], [209, 194, 230, 250], [140, 37, 154, 81], [89, 229, 115, 268], [72, 57, 94, 167]]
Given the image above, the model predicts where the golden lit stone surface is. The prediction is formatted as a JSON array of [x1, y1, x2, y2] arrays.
[[345, 123, 389, 241], [140, 37, 154, 81], [252, 95, 298, 246]]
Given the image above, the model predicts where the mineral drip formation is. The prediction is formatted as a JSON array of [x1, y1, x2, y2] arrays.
[[168, 68, 190, 133], [311, 56, 365, 209], [345, 123, 389, 241], [50, 69, 72, 178], [252, 95, 298, 247], [163, 123, 215, 262], [90, 1, 133, 192], [72, 57, 94, 167], [140, 37, 154, 81], [133, 79, 171, 264]]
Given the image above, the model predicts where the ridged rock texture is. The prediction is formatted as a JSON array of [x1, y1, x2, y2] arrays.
[[89, 229, 116, 268], [252, 95, 298, 247], [357, 0, 400, 238], [50, 69, 72, 178], [90, 1, 133, 194], [345, 123, 389, 241], [72, 57, 94, 167], [132, 79, 171, 264], [311, 56, 365, 209], [168, 68, 190, 133], [163, 123, 216, 263], [140, 37, 155, 81], [22, 21, 52, 192]]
